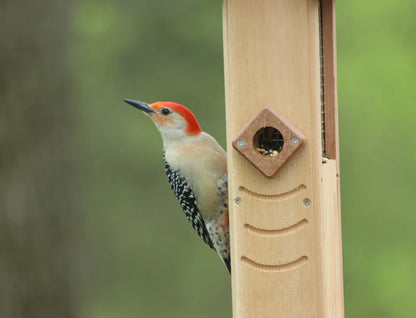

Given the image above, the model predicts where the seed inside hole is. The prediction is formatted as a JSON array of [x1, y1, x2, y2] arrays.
[[253, 127, 284, 157]]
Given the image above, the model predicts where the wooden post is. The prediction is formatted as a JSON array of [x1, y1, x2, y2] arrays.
[[222, 0, 344, 317]]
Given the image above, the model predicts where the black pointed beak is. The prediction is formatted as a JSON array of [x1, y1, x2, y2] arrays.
[[124, 99, 156, 114]]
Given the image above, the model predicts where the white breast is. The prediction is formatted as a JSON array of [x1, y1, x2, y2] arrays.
[[164, 132, 227, 219]]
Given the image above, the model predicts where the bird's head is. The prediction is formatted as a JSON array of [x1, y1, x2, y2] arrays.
[[124, 99, 202, 143]]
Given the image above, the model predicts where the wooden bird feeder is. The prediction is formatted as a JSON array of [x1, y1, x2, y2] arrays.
[[222, 0, 344, 317]]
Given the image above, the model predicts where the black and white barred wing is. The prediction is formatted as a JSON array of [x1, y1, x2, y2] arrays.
[[163, 158, 214, 249]]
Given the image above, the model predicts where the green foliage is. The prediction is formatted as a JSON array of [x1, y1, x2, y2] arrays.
[[72, 0, 416, 317], [338, 1, 416, 317], [73, 1, 229, 318]]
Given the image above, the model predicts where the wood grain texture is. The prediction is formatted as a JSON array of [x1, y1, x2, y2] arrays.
[[316, 159, 344, 318], [222, 0, 344, 317], [232, 107, 306, 178], [322, 0, 339, 160]]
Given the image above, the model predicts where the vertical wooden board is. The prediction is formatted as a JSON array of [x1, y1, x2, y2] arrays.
[[317, 2, 344, 316], [321, 0, 339, 160], [316, 160, 344, 318], [222, 0, 343, 317]]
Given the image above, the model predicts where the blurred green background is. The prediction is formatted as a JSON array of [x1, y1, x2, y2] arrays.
[[1, 0, 415, 317]]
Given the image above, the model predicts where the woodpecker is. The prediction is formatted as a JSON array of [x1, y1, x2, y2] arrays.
[[124, 99, 230, 273]]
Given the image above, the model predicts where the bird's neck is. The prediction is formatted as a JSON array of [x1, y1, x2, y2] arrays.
[[161, 131, 201, 150]]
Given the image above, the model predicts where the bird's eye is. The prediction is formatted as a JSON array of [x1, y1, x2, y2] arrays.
[[161, 108, 171, 116]]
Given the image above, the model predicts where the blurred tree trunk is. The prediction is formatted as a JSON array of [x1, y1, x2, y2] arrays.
[[0, 1, 80, 318]]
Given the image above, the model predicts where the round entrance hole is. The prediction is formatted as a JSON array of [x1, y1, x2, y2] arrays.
[[253, 127, 284, 157]]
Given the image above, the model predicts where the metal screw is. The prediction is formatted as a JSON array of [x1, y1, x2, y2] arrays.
[[236, 139, 246, 147], [235, 197, 242, 205], [303, 198, 311, 206], [291, 137, 300, 146]]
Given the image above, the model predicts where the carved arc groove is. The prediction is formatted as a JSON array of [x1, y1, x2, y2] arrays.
[[239, 184, 306, 201], [241, 255, 309, 272], [244, 218, 308, 237]]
